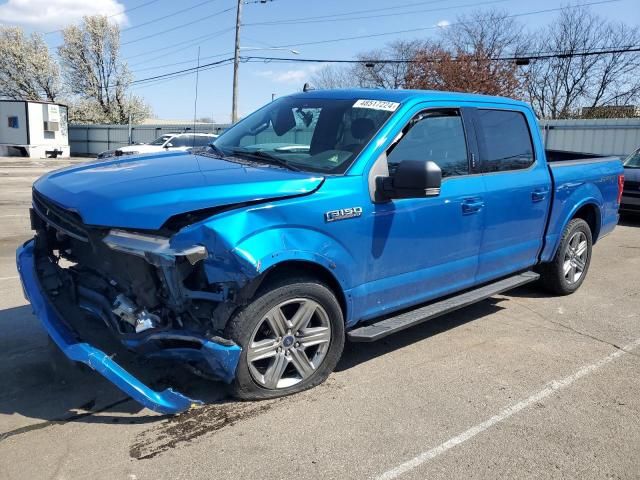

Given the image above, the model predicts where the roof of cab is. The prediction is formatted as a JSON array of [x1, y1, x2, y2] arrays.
[[289, 88, 530, 109]]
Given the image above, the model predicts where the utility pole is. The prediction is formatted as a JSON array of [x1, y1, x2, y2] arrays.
[[193, 46, 201, 147], [231, 0, 243, 124]]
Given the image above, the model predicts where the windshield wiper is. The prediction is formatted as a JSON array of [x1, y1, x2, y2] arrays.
[[228, 148, 302, 171], [206, 143, 226, 158]]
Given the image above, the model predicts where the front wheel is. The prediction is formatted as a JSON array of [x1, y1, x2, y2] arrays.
[[539, 218, 593, 295], [225, 276, 345, 400]]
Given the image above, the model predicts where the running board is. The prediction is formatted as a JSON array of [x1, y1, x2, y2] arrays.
[[347, 271, 540, 342]]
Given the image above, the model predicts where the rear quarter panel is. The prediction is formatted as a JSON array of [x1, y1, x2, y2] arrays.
[[541, 159, 623, 262]]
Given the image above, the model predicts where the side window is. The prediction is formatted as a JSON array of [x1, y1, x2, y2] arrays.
[[170, 135, 192, 148], [387, 110, 469, 178], [475, 109, 534, 172], [192, 136, 213, 147]]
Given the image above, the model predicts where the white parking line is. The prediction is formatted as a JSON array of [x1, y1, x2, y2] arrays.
[[0, 276, 19, 281], [376, 337, 640, 480]]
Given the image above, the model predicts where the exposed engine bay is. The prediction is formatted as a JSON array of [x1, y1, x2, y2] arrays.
[[30, 188, 244, 382]]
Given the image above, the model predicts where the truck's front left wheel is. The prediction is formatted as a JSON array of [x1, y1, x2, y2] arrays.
[[225, 276, 345, 400]]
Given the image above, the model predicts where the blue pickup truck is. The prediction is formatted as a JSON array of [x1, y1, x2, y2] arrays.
[[17, 89, 624, 413]]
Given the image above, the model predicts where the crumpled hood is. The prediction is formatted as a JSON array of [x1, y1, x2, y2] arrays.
[[34, 151, 324, 230]]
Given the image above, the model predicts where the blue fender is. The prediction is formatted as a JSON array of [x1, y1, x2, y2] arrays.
[[541, 181, 603, 262], [231, 227, 357, 323]]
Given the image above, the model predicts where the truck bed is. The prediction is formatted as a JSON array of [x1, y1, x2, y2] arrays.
[[545, 149, 618, 163]]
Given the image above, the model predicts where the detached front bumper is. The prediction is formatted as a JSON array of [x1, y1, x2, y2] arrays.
[[16, 240, 240, 414]]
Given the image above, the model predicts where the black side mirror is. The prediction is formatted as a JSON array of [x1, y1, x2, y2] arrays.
[[377, 160, 442, 200], [164, 143, 173, 149]]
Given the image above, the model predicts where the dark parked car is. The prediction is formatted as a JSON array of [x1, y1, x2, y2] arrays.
[[621, 147, 640, 214]]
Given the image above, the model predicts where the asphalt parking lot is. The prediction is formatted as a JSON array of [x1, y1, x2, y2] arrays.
[[0, 156, 639, 480]]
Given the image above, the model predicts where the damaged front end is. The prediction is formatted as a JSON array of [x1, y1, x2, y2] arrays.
[[18, 189, 245, 414]]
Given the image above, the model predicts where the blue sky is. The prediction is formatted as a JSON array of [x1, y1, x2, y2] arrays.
[[2, 0, 639, 122]]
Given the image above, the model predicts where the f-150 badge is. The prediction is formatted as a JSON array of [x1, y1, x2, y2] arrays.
[[325, 207, 363, 222]]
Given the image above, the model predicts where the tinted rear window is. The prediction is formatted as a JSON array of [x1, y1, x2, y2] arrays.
[[475, 110, 534, 172]]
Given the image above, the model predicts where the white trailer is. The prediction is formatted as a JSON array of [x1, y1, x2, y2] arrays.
[[0, 100, 70, 158]]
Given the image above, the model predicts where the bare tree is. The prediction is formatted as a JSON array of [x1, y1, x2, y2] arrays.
[[353, 39, 428, 89], [524, 6, 640, 119], [443, 9, 526, 58], [311, 64, 356, 89], [0, 27, 60, 101], [58, 15, 150, 124], [311, 40, 428, 90]]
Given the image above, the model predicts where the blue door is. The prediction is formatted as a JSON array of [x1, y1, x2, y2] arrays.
[[472, 107, 551, 282], [354, 107, 486, 321]]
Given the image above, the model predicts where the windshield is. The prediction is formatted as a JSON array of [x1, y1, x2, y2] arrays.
[[149, 135, 173, 146], [210, 97, 397, 173], [623, 149, 640, 168]]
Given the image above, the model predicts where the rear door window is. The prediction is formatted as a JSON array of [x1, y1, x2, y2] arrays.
[[170, 135, 193, 148], [474, 109, 534, 172]]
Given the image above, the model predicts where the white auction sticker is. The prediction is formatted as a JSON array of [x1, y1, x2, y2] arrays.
[[353, 99, 400, 112]]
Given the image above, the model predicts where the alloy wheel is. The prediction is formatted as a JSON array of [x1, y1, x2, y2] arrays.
[[246, 298, 332, 389], [563, 231, 588, 284]]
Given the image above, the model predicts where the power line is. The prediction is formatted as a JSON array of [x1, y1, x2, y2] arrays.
[[246, 0, 509, 26], [271, 0, 620, 48], [127, 43, 640, 89], [131, 51, 233, 73], [122, 0, 632, 89], [131, 57, 235, 85], [121, 5, 235, 46], [121, 0, 267, 64], [244, 0, 450, 26], [126, 28, 234, 64], [241, 46, 640, 65], [44, 0, 163, 35], [120, 0, 218, 33], [130, 60, 233, 90]]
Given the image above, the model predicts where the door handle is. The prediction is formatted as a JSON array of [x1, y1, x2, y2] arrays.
[[531, 189, 548, 202], [462, 198, 485, 214]]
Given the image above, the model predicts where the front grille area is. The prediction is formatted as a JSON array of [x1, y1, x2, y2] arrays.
[[32, 189, 89, 242]]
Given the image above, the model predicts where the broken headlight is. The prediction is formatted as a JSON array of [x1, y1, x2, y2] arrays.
[[103, 229, 208, 265]]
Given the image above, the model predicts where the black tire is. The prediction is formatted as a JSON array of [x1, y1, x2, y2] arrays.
[[225, 275, 345, 400], [538, 218, 592, 295]]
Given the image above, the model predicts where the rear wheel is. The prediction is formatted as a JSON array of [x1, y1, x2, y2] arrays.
[[225, 276, 345, 400], [539, 218, 592, 295]]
